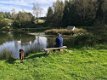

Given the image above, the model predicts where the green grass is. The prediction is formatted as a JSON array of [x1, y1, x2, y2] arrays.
[[0, 47, 107, 80]]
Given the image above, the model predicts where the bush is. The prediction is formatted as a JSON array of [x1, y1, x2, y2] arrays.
[[0, 19, 9, 28], [1, 26, 12, 31], [0, 49, 13, 60], [72, 33, 97, 46], [12, 20, 36, 29]]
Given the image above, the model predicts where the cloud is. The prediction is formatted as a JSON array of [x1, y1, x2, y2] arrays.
[[0, 0, 65, 16]]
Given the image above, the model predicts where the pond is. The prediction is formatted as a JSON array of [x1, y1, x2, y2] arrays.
[[0, 31, 71, 59]]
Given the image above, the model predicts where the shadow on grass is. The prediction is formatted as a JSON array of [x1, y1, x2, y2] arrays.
[[26, 53, 48, 59], [5, 58, 16, 64]]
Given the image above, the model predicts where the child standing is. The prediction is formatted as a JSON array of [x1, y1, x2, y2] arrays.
[[19, 49, 24, 63]]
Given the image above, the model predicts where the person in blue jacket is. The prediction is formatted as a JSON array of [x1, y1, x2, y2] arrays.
[[55, 33, 63, 47]]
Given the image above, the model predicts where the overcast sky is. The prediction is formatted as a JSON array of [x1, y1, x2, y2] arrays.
[[0, 0, 61, 16]]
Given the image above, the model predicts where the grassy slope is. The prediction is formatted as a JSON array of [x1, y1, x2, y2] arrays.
[[0, 47, 107, 80]]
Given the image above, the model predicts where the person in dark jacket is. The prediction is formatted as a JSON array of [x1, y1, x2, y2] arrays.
[[55, 33, 63, 47]]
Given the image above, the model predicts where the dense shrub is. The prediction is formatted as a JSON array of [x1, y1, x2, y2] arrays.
[[0, 19, 9, 28], [12, 21, 36, 28], [64, 33, 97, 47], [0, 49, 13, 60]]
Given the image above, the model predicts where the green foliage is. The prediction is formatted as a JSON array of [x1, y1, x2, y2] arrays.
[[0, 12, 5, 19], [0, 18, 13, 30], [72, 33, 97, 46], [64, 33, 97, 47], [0, 12, 12, 19], [0, 19, 9, 28], [84, 25, 107, 44], [62, 1, 79, 27], [46, 0, 64, 27], [4, 12, 11, 19], [62, 0, 96, 26], [0, 47, 107, 80], [95, 0, 104, 21], [12, 12, 35, 28], [0, 12, 13, 30], [0, 49, 13, 60], [46, 0, 107, 27], [46, 7, 54, 25]]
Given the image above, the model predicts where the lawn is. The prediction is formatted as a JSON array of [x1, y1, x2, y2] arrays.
[[0, 46, 107, 80]]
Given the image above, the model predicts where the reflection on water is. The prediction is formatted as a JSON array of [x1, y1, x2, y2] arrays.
[[0, 31, 47, 59]]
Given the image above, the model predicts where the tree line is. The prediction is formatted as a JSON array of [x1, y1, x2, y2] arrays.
[[0, 0, 107, 29], [46, 0, 107, 27], [0, 3, 43, 30], [0, 11, 36, 29]]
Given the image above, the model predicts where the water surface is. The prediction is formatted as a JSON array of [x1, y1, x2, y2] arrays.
[[0, 31, 47, 59], [0, 31, 71, 59]]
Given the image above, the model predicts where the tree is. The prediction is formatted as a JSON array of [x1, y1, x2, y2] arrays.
[[96, 0, 104, 19], [62, 0, 97, 26], [61, 1, 71, 27], [102, 0, 107, 23], [95, 0, 104, 24], [46, 0, 64, 27], [52, 0, 65, 27], [73, 0, 97, 25], [46, 7, 54, 25], [0, 12, 11, 29], [46, 0, 106, 27], [32, 3, 43, 23], [12, 12, 35, 28], [11, 8, 17, 20], [0, 12, 5, 19], [4, 12, 11, 19]]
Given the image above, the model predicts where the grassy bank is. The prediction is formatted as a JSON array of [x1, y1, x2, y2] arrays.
[[45, 28, 87, 35], [0, 46, 107, 80]]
